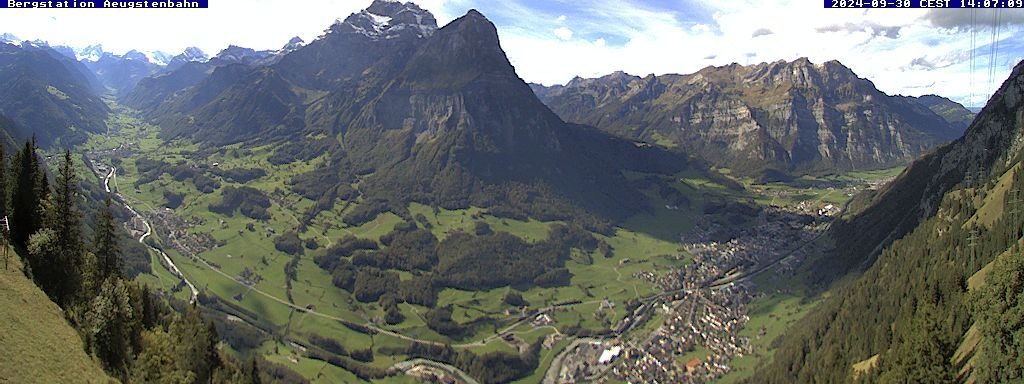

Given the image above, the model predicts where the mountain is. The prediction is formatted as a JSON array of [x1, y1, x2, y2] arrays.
[[136, 1, 691, 226], [74, 43, 105, 62], [904, 93, 976, 132], [0, 253, 112, 383], [282, 36, 305, 51], [756, 60, 1024, 382], [121, 61, 215, 112], [0, 32, 18, 44], [0, 42, 109, 146], [165, 46, 209, 71], [531, 59, 967, 179], [141, 50, 175, 66], [207, 45, 275, 67], [0, 39, 104, 93], [0, 115, 19, 150], [84, 49, 163, 95], [38, 44, 106, 94]]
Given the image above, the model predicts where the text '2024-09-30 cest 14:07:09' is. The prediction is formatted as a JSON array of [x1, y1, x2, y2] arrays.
[[827, 0, 1023, 7]]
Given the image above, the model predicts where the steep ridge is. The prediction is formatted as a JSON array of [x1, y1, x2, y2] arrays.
[[813, 60, 1024, 285], [753, 60, 1024, 382], [135, 1, 691, 227], [532, 59, 967, 178], [121, 61, 215, 112], [904, 94, 977, 132], [0, 42, 109, 147]]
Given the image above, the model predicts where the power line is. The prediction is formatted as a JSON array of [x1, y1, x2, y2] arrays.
[[970, 9, 977, 106], [993, 9, 1002, 91], [967, 228, 981, 272]]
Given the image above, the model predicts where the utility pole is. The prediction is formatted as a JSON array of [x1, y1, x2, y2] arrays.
[[1008, 189, 1022, 225]]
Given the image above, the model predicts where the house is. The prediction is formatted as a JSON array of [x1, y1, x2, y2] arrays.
[[685, 359, 702, 374]]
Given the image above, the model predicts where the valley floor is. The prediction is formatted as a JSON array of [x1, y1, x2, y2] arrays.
[[72, 106, 903, 383]]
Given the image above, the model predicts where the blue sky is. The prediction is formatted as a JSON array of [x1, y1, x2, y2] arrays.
[[1, 0, 1022, 107]]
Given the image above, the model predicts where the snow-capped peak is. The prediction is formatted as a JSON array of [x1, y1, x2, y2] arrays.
[[75, 44, 105, 62], [331, 0, 438, 40], [282, 36, 305, 52], [122, 49, 150, 62], [0, 33, 20, 45], [178, 46, 209, 62], [140, 50, 174, 66]]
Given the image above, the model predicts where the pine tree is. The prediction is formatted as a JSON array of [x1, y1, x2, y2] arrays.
[[86, 277, 134, 379], [50, 150, 84, 306], [93, 196, 122, 282], [10, 140, 41, 250], [248, 357, 262, 384], [172, 306, 220, 383], [974, 252, 1024, 383]]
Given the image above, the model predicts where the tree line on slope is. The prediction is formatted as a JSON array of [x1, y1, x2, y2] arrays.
[[753, 156, 1024, 383], [1, 139, 303, 384]]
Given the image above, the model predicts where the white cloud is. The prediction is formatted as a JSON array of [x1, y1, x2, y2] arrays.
[[492, 0, 1023, 107], [553, 26, 573, 41], [557, 14, 567, 22]]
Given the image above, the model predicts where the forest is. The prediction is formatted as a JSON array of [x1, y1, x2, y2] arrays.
[[313, 220, 600, 320], [754, 151, 1024, 382]]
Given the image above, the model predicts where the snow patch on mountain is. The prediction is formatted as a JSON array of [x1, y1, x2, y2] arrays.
[[75, 44, 105, 62], [330, 0, 438, 40], [0, 33, 20, 45]]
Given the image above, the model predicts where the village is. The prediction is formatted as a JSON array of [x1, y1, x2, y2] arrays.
[[547, 190, 851, 383]]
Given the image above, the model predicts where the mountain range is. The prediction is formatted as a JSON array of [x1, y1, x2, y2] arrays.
[[1, 0, 1022, 383], [125, 1, 689, 227], [0, 41, 109, 147], [531, 60, 973, 179]]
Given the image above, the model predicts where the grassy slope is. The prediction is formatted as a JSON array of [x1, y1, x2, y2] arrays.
[[0, 254, 114, 384]]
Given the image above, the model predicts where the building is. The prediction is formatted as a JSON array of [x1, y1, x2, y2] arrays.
[[598, 346, 623, 365]]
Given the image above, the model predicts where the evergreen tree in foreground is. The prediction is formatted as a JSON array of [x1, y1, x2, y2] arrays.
[[93, 196, 123, 283], [44, 150, 85, 306], [11, 139, 43, 250]]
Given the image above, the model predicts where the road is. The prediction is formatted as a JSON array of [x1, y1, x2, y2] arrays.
[[393, 359, 480, 384], [103, 165, 199, 304], [103, 166, 114, 193]]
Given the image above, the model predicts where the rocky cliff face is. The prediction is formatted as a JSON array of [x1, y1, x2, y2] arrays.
[[133, 1, 692, 225], [532, 59, 968, 178]]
